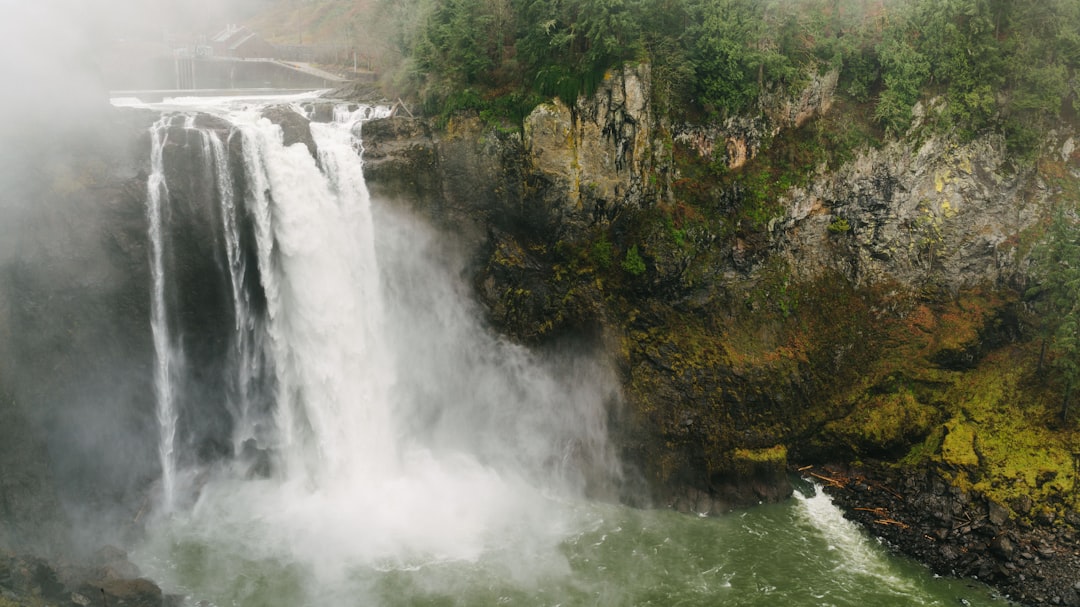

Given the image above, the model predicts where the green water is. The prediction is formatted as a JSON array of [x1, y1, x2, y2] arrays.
[[133, 487, 1009, 607]]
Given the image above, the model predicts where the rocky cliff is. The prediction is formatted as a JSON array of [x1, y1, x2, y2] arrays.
[[1, 63, 1077, 604], [360, 64, 1080, 602]]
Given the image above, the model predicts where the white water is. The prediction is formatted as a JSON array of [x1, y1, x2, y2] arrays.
[[130, 97, 619, 587], [793, 485, 919, 599], [146, 115, 180, 512]]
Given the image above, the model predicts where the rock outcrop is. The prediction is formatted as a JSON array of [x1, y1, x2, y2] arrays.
[[775, 133, 1036, 290], [357, 63, 1079, 551]]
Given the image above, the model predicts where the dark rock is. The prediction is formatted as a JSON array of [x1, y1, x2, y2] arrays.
[[261, 106, 317, 160], [819, 462, 1080, 607], [89, 546, 141, 581], [988, 499, 1011, 526], [1037, 509, 1057, 526], [990, 534, 1015, 560], [75, 578, 163, 607], [1012, 495, 1035, 517], [2, 555, 67, 603]]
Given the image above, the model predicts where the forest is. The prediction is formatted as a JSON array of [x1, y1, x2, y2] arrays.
[[357, 0, 1076, 155]]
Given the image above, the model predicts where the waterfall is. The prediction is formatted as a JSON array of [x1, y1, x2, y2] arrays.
[[239, 105, 397, 485], [205, 126, 267, 456], [146, 115, 180, 512], [134, 95, 619, 573]]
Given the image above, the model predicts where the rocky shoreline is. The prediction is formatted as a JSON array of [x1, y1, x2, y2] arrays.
[[0, 547, 177, 607], [812, 462, 1080, 606]]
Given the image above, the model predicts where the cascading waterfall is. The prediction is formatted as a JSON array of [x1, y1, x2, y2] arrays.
[[145, 115, 180, 512], [137, 95, 619, 573], [241, 104, 398, 484], [203, 124, 267, 456]]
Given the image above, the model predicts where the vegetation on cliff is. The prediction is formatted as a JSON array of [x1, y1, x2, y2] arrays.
[[332, 0, 1080, 535], [372, 0, 1080, 150]]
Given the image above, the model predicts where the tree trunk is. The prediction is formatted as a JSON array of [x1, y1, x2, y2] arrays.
[[1062, 381, 1072, 425], [1037, 337, 1047, 375]]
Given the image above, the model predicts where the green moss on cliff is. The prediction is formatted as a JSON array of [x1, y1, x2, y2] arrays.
[[824, 389, 938, 458], [866, 336, 1080, 521]]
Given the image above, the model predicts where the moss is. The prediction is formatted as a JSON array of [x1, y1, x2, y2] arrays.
[[734, 444, 787, 464], [941, 347, 1078, 511], [940, 417, 980, 469], [825, 389, 938, 457], [621, 245, 646, 276], [827, 217, 851, 233], [886, 342, 1080, 519]]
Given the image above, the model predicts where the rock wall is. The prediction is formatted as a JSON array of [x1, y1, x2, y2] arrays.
[[0, 105, 248, 554], [774, 133, 1039, 290], [524, 64, 663, 223], [0, 109, 157, 553], [358, 64, 1078, 521]]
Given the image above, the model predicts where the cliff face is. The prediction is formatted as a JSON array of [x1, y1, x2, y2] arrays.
[[0, 106, 265, 555], [0, 108, 161, 554], [777, 133, 1038, 290], [360, 64, 1080, 522]]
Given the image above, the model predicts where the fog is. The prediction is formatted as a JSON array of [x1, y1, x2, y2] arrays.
[[0, 0, 625, 579], [0, 0, 294, 557]]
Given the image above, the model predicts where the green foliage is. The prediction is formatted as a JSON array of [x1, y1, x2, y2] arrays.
[[868, 0, 1080, 150], [393, 0, 1080, 157], [685, 0, 763, 116], [1032, 203, 1080, 422], [592, 233, 614, 269], [622, 245, 647, 276], [827, 218, 851, 233], [514, 0, 645, 103], [874, 33, 930, 136]]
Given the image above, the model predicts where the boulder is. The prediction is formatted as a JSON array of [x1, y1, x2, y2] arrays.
[[261, 106, 317, 160], [77, 578, 163, 607]]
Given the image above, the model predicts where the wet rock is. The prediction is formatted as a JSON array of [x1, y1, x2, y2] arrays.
[[988, 500, 1011, 526], [261, 105, 317, 160], [1012, 495, 1035, 517], [1037, 509, 1057, 527], [0, 555, 67, 603], [77, 578, 163, 607], [88, 546, 141, 581], [819, 462, 1080, 607]]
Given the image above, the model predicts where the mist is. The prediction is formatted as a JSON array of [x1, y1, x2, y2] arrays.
[[0, 0, 277, 558], [83, 99, 627, 605]]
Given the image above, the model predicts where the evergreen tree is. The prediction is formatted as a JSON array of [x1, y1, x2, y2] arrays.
[[1034, 205, 1080, 424]]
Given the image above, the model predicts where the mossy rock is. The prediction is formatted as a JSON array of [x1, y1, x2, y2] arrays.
[[824, 389, 938, 458], [940, 417, 980, 469], [732, 445, 788, 476]]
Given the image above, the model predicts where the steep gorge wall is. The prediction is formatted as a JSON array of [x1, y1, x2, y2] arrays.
[[0, 109, 158, 554], [360, 65, 1078, 516], [0, 106, 260, 555]]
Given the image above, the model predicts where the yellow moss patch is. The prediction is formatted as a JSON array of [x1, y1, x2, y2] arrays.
[[941, 417, 980, 469], [734, 444, 788, 464], [895, 343, 1080, 517], [826, 389, 938, 456]]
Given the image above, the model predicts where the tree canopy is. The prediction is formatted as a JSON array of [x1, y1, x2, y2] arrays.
[[382, 0, 1079, 152]]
